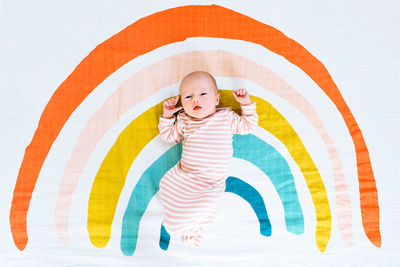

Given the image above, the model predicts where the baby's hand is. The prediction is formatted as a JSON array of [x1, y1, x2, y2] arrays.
[[162, 96, 183, 118], [232, 89, 252, 105]]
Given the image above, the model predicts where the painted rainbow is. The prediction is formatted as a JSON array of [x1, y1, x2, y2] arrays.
[[10, 5, 380, 255]]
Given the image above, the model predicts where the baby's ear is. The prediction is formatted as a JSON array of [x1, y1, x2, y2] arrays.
[[216, 92, 220, 105]]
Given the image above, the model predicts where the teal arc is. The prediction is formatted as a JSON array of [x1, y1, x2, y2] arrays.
[[121, 134, 304, 256]]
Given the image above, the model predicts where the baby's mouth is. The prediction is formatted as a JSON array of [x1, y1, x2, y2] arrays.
[[193, 105, 202, 111]]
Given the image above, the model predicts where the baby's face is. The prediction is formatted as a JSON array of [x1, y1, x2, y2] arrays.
[[180, 76, 220, 119]]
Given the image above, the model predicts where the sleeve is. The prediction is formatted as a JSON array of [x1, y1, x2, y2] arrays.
[[228, 102, 259, 135], [158, 113, 185, 143]]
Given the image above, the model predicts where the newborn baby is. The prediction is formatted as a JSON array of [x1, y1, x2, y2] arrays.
[[158, 71, 258, 246]]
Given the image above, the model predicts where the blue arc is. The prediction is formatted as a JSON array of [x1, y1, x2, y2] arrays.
[[121, 134, 304, 256], [225, 176, 271, 236]]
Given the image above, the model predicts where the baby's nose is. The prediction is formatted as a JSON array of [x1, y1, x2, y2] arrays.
[[192, 97, 199, 103]]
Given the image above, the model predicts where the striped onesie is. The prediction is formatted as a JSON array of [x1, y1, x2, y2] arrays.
[[158, 102, 258, 246]]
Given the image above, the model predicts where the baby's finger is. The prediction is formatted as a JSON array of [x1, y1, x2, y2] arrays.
[[169, 97, 177, 105], [165, 99, 175, 108], [174, 106, 183, 112], [232, 90, 238, 98]]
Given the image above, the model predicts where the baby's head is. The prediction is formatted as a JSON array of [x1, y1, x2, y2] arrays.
[[179, 71, 220, 119]]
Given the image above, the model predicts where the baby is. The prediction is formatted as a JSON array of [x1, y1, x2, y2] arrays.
[[158, 71, 258, 247]]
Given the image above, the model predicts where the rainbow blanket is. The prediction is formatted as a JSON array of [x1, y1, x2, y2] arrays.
[[2, 2, 398, 266]]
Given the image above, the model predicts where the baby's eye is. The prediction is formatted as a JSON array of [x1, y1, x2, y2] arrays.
[[201, 93, 207, 96], [185, 95, 191, 99]]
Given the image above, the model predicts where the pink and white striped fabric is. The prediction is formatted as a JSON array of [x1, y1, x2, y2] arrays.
[[158, 103, 258, 245]]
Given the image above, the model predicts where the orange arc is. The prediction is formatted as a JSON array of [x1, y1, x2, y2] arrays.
[[10, 4, 380, 250]]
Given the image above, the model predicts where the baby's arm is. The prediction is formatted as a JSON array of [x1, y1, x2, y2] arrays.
[[158, 96, 185, 143], [229, 89, 259, 134]]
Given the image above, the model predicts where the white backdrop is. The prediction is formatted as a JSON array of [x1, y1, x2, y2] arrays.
[[1, 1, 399, 266]]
